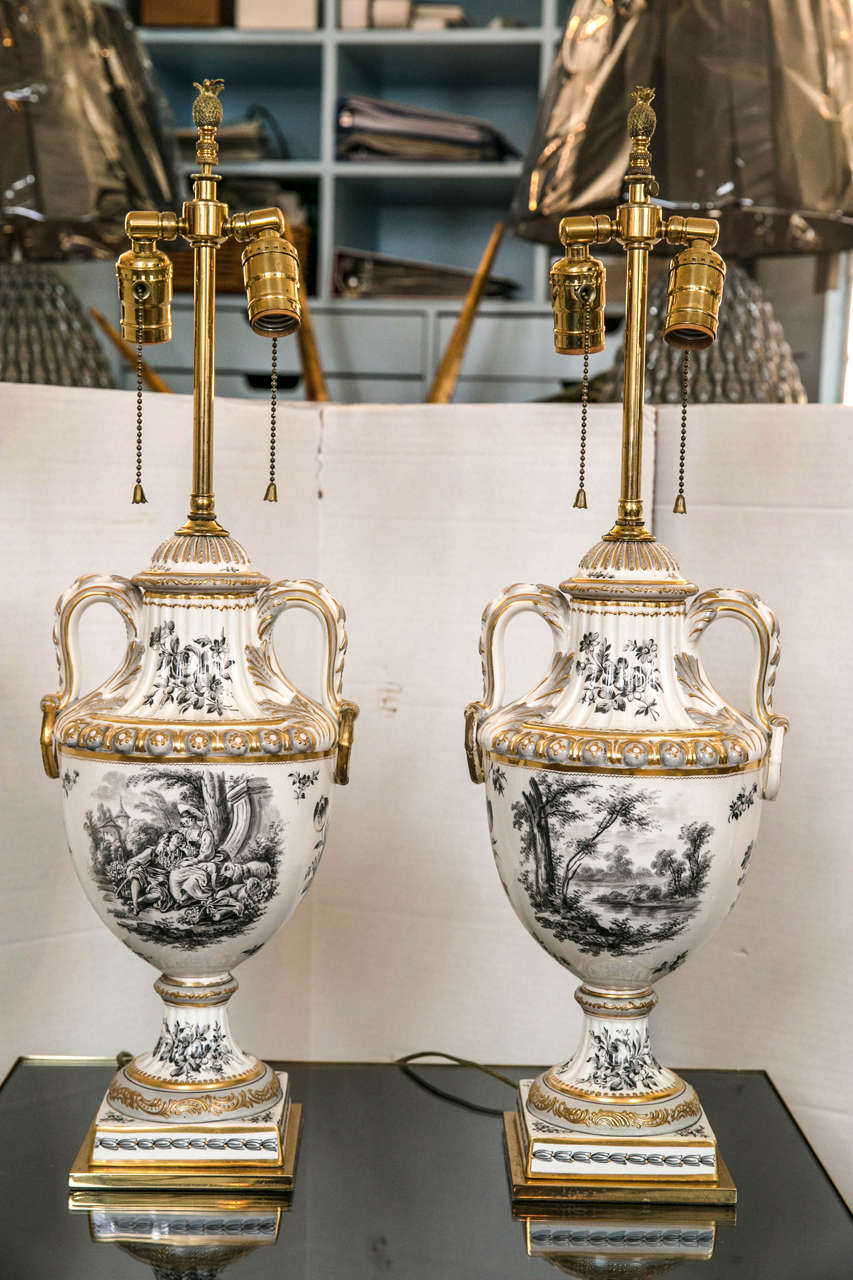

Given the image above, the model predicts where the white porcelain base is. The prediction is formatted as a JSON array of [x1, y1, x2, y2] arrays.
[[517, 1079, 718, 1182], [90, 1072, 291, 1167]]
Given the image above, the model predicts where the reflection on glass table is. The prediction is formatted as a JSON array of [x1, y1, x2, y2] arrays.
[[0, 1060, 850, 1278], [80, 1193, 289, 1279]]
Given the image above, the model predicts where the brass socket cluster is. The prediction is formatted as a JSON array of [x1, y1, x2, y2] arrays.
[[663, 239, 726, 350], [116, 243, 173, 344], [242, 230, 301, 337], [550, 251, 606, 355]]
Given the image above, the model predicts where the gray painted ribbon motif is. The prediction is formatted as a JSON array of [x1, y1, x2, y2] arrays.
[[95, 1135, 278, 1152], [532, 1147, 715, 1168], [529, 1227, 715, 1246], [98, 1214, 277, 1236]]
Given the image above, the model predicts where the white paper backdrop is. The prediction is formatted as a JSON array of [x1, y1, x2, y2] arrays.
[[0, 385, 849, 1203]]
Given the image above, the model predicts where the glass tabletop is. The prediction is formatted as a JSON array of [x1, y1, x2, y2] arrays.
[[0, 1059, 849, 1278]]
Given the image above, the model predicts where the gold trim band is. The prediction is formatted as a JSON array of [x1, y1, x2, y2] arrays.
[[527, 1081, 701, 1129], [60, 746, 334, 767], [125, 1060, 265, 1091], [485, 749, 761, 779], [107, 1074, 281, 1119], [543, 1069, 681, 1105]]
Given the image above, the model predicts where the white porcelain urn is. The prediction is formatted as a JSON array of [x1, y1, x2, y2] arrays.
[[41, 527, 356, 1134], [466, 533, 787, 1163]]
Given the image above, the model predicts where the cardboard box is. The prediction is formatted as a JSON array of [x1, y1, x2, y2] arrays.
[[235, 0, 319, 27], [140, 0, 225, 25]]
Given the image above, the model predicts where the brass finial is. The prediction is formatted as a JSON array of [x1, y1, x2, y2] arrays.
[[626, 86, 657, 185], [132, 482, 147, 505], [193, 79, 225, 171], [192, 79, 225, 128], [573, 488, 588, 510], [627, 86, 656, 141], [264, 481, 278, 503]]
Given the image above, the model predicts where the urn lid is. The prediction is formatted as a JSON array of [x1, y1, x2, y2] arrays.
[[561, 535, 697, 605], [133, 529, 270, 596]]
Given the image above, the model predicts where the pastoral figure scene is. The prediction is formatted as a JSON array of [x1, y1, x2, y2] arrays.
[[508, 773, 715, 956], [84, 767, 291, 949]]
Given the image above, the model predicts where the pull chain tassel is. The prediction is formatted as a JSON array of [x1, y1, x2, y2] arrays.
[[673, 349, 689, 514], [264, 335, 278, 502], [573, 298, 590, 510], [132, 299, 147, 504]]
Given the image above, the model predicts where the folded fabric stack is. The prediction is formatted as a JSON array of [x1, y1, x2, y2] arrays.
[[332, 247, 517, 299], [336, 94, 519, 164]]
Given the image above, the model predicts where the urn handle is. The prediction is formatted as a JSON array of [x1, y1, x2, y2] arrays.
[[257, 579, 358, 785], [465, 582, 572, 784], [687, 588, 789, 800], [40, 574, 144, 779]]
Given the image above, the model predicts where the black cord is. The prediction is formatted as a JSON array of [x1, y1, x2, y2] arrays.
[[395, 1051, 517, 1117]]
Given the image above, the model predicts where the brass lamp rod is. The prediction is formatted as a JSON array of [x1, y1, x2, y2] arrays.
[[557, 88, 721, 542], [123, 80, 289, 537]]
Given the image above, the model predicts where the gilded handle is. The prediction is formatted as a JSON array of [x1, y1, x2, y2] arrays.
[[465, 582, 572, 784], [688, 588, 789, 800], [40, 574, 144, 779], [257, 579, 358, 785]]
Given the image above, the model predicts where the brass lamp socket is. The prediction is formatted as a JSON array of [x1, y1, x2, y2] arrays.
[[116, 244, 173, 344], [664, 241, 726, 349], [242, 230, 301, 337], [550, 252, 606, 355]]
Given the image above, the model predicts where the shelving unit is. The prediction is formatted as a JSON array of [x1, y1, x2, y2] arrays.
[[128, 4, 579, 401]]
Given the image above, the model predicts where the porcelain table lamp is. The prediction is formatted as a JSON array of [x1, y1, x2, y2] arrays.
[[40, 79, 357, 1191], [466, 88, 787, 1203]]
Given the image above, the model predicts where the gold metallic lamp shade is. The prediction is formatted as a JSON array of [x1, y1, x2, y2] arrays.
[[550, 251, 606, 355], [664, 240, 726, 350], [242, 230, 301, 337], [116, 245, 173, 344]]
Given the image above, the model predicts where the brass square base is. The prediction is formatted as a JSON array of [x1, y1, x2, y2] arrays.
[[68, 1103, 301, 1192], [503, 1112, 737, 1206]]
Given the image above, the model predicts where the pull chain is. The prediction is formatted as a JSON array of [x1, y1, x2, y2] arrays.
[[263, 335, 279, 502], [573, 297, 590, 510], [131, 298, 147, 505], [673, 349, 689, 514]]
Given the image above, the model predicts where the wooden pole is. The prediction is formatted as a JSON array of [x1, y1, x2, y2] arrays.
[[296, 285, 330, 403], [426, 221, 505, 405], [285, 217, 330, 403], [90, 308, 173, 394]]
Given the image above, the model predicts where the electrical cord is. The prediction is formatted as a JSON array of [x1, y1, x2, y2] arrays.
[[395, 1051, 518, 1117]]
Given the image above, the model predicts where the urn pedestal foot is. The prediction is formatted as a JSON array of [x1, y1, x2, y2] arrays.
[[68, 974, 302, 1190], [504, 985, 736, 1205]]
